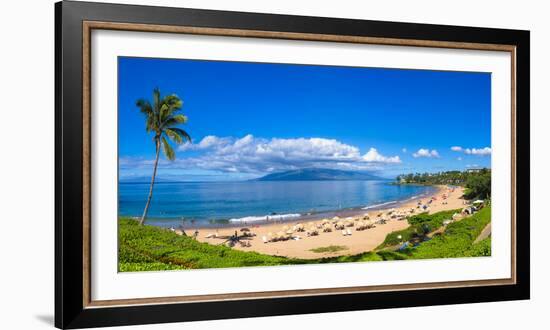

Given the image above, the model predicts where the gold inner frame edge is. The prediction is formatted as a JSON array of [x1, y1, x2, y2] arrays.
[[81, 20, 517, 308]]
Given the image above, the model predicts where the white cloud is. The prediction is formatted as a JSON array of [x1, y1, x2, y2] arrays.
[[464, 147, 492, 156], [412, 148, 440, 158], [457, 157, 463, 161], [402, 148, 407, 153], [139, 135, 401, 174], [179, 135, 231, 151], [449, 145, 491, 156], [198, 135, 231, 149], [363, 148, 401, 163]]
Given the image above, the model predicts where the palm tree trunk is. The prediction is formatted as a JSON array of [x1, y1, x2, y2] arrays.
[[139, 138, 161, 225]]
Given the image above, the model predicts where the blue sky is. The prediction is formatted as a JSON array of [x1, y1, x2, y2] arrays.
[[118, 56, 491, 182]]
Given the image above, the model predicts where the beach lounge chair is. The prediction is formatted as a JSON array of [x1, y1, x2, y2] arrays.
[[293, 224, 304, 232], [307, 229, 319, 237], [346, 229, 352, 236], [205, 233, 215, 238], [262, 235, 269, 243], [341, 230, 348, 236]]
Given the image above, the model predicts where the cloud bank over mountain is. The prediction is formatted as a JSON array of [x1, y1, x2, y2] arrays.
[[121, 135, 402, 175]]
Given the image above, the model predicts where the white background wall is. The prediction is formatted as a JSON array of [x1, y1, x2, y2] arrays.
[[0, 0, 546, 329]]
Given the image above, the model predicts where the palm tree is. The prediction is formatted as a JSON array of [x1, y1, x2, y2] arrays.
[[136, 88, 191, 225]]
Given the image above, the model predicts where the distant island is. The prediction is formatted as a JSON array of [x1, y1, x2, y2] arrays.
[[254, 168, 385, 181]]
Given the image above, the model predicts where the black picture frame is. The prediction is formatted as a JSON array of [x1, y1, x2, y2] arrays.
[[55, 1, 530, 328]]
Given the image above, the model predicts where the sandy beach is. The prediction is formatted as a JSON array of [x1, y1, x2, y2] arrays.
[[194, 185, 465, 259]]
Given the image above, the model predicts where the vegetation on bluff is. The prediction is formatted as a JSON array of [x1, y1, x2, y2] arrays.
[[396, 207, 491, 259], [396, 168, 491, 200], [119, 207, 491, 271], [376, 209, 461, 249]]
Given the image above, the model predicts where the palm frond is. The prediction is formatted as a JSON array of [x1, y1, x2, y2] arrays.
[[159, 103, 170, 123], [136, 89, 188, 157], [136, 99, 153, 116], [160, 95, 183, 122], [164, 127, 191, 144], [161, 136, 175, 161], [145, 115, 155, 133], [162, 114, 188, 128], [153, 88, 161, 113], [163, 94, 183, 109]]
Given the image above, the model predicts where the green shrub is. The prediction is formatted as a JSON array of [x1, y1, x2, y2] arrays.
[[397, 207, 491, 259], [378, 209, 460, 249], [310, 245, 349, 253], [463, 170, 491, 200], [118, 207, 491, 272], [118, 218, 307, 271]]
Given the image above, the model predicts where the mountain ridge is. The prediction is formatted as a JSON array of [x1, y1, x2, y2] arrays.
[[253, 168, 385, 181]]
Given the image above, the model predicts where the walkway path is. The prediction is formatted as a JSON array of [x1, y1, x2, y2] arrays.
[[474, 223, 491, 243]]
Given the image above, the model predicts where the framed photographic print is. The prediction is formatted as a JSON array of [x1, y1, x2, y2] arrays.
[[55, 1, 530, 328]]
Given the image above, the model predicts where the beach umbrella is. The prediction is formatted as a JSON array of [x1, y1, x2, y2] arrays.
[[240, 228, 250, 232]]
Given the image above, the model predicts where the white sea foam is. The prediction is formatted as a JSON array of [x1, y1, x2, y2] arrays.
[[229, 213, 301, 223], [361, 201, 397, 210]]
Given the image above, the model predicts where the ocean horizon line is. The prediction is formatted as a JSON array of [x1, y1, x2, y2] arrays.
[[119, 178, 395, 184]]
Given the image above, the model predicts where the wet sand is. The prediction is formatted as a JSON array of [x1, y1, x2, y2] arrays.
[[194, 186, 465, 259]]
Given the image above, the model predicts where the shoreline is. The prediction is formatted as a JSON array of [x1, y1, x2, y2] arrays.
[[193, 185, 440, 230], [190, 185, 465, 259], [132, 184, 441, 230]]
